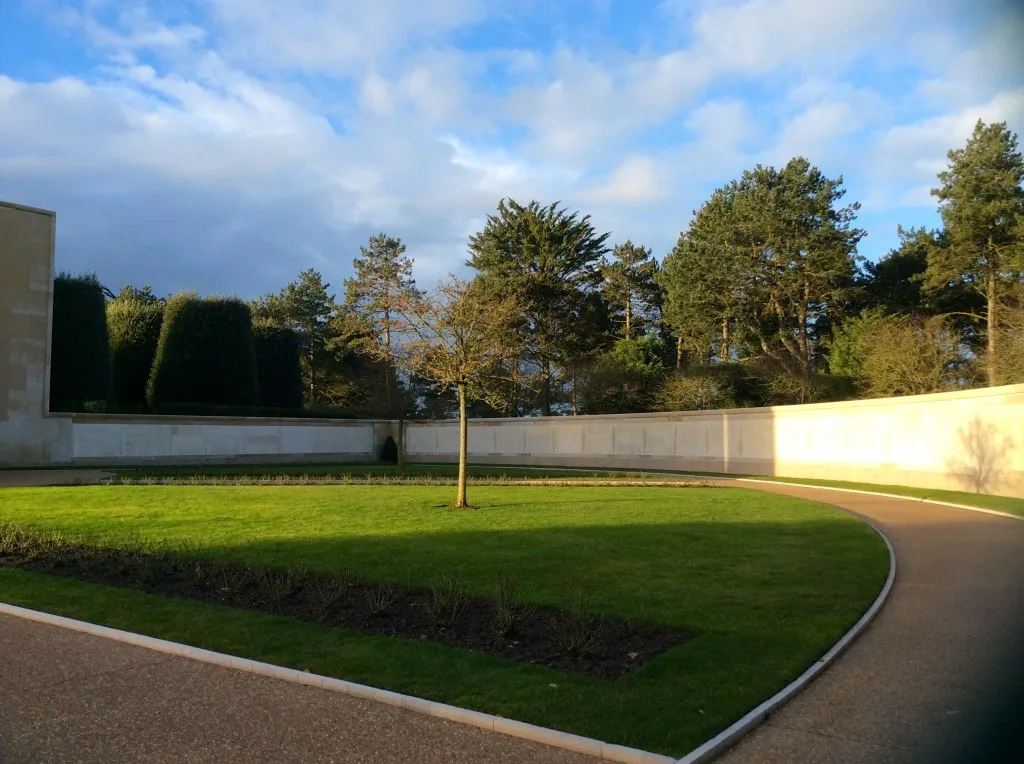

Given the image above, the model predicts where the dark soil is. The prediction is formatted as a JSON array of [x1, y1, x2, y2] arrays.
[[0, 532, 692, 679]]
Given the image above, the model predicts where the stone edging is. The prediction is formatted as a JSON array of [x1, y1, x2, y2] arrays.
[[729, 478, 1023, 522], [673, 525, 897, 763], [0, 601, 673, 764]]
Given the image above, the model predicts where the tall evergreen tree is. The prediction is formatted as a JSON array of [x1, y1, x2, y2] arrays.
[[251, 269, 337, 403], [659, 188, 745, 366], [735, 158, 865, 377], [860, 225, 984, 347], [467, 198, 611, 415], [600, 241, 662, 340], [344, 234, 420, 414], [926, 119, 1024, 386], [660, 160, 863, 378]]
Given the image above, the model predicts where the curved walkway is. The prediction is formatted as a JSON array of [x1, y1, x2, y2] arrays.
[[711, 481, 1024, 764], [1, 473, 1023, 763]]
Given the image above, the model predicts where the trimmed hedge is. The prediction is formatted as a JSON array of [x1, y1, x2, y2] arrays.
[[107, 299, 164, 407], [253, 323, 305, 408], [146, 294, 258, 408], [49, 272, 111, 412]]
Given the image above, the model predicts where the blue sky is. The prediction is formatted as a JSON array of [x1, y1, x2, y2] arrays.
[[1, 0, 1022, 299]]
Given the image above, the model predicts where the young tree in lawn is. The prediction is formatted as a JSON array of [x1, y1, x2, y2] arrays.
[[345, 233, 421, 466], [600, 241, 662, 340], [393, 277, 523, 507], [927, 120, 1024, 386]]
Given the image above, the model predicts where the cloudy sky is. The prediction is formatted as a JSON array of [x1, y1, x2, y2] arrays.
[[1, 0, 1022, 299]]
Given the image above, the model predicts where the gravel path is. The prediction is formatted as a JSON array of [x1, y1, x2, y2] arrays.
[[711, 482, 1024, 764]]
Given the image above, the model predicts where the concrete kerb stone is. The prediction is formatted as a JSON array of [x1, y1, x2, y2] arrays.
[[728, 478, 1024, 522], [673, 527, 897, 764], [0, 600, 674, 764]]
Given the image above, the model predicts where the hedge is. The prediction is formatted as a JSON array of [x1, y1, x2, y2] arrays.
[[49, 272, 111, 412], [107, 299, 164, 407], [253, 323, 305, 408], [146, 294, 258, 408]]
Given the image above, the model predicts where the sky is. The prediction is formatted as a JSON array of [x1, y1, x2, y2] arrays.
[[1, 0, 1022, 300]]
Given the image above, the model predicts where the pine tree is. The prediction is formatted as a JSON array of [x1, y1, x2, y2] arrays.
[[251, 269, 337, 403], [600, 241, 661, 340], [927, 120, 1024, 386], [345, 234, 421, 466]]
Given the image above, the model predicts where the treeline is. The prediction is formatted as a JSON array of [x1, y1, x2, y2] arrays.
[[49, 119, 1024, 417]]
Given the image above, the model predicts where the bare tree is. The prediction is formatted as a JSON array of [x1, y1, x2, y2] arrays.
[[393, 277, 523, 507]]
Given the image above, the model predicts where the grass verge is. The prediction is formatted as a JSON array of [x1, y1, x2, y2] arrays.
[[109, 462, 1023, 516], [0, 484, 888, 756]]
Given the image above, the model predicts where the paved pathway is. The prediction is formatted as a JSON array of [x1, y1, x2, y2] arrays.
[[1, 474, 1023, 763], [713, 483, 1024, 764], [0, 612, 600, 764]]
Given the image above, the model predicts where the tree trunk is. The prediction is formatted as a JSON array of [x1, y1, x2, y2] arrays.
[[624, 298, 632, 341], [675, 336, 683, 369], [396, 416, 405, 471], [456, 384, 468, 508], [571, 368, 577, 416], [720, 319, 730, 362], [987, 264, 998, 387], [308, 350, 316, 402], [542, 359, 552, 416], [384, 309, 393, 414]]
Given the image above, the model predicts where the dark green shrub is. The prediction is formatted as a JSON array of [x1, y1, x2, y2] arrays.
[[379, 435, 398, 463], [107, 299, 164, 407], [253, 323, 304, 408], [145, 403, 354, 418], [146, 294, 258, 407], [49, 272, 111, 412]]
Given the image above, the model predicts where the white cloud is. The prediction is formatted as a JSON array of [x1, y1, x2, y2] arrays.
[[359, 72, 393, 117], [870, 89, 1024, 194], [582, 157, 667, 204], [689, 0, 916, 74], [204, 0, 488, 74]]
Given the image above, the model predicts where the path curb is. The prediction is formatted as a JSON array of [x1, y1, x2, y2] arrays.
[[0, 601, 673, 764], [727, 478, 1023, 522], [673, 525, 896, 763]]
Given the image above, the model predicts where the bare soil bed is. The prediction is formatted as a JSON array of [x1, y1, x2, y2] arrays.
[[0, 529, 691, 679]]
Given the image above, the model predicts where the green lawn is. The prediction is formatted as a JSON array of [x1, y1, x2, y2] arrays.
[[113, 463, 630, 481], [112, 462, 1024, 516], [0, 484, 888, 756]]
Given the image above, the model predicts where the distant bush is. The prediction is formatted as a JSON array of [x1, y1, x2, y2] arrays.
[[49, 272, 111, 412], [379, 435, 398, 463], [146, 294, 258, 408], [253, 322, 305, 408], [656, 373, 733, 411], [107, 298, 164, 407], [78, 402, 354, 419]]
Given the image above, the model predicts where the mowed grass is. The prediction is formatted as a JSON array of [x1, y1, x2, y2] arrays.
[[0, 484, 888, 756], [114, 463, 622, 481], [112, 461, 1024, 516]]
